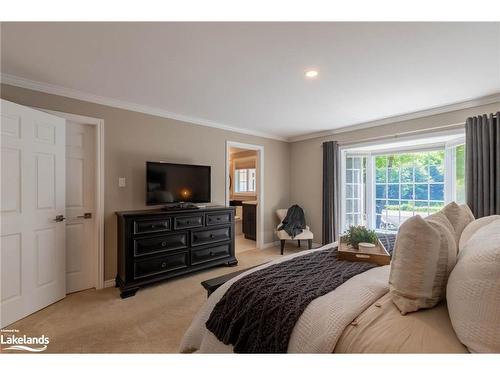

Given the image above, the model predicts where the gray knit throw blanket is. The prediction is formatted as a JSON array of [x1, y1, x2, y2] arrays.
[[205, 248, 377, 353]]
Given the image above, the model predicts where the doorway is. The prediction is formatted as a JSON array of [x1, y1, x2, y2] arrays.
[[225, 141, 264, 253], [39, 109, 105, 292]]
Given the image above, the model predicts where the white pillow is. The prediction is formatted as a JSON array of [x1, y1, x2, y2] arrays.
[[459, 215, 500, 252], [447, 219, 500, 353], [389, 213, 456, 315], [441, 202, 475, 246]]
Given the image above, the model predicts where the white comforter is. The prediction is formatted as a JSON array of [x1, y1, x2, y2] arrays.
[[179, 243, 390, 353]]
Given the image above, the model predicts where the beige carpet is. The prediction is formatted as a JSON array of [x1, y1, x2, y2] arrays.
[[4, 244, 310, 353]]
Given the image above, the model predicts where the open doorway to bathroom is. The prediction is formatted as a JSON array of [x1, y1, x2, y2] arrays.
[[225, 141, 264, 254]]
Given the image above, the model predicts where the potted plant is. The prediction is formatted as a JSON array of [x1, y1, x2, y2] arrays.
[[341, 226, 378, 250]]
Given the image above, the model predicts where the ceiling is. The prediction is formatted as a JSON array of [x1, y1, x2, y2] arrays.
[[1, 22, 499, 141]]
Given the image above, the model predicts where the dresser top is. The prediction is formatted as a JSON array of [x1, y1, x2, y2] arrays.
[[115, 205, 234, 217]]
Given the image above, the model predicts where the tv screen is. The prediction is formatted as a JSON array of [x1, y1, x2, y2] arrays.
[[146, 162, 211, 205]]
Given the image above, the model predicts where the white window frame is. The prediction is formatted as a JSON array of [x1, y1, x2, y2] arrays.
[[340, 134, 465, 233]]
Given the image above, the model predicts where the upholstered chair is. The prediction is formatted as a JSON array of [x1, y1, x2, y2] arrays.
[[275, 208, 314, 255]]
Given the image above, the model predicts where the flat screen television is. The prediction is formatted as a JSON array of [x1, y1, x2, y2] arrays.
[[146, 162, 211, 205]]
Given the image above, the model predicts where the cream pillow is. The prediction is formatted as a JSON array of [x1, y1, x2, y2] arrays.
[[459, 215, 500, 252], [441, 202, 475, 245], [389, 213, 457, 315], [447, 219, 500, 353]]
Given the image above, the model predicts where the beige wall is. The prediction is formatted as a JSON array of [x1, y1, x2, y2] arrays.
[[290, 101, 500, 242], [1, 84, 291, 280]]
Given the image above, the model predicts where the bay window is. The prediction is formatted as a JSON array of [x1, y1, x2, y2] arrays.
[[340, 134, 465, 232]]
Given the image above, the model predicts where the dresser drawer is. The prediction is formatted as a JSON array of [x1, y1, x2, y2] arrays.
[[133, 251, 188, 279], [191, 226, 231, 246], [191, 243, 231, 265], [174, 215, 204, 230], [206, 212, 231, 226], [133, 218, 171, 235], [133, 233, 187, 257]]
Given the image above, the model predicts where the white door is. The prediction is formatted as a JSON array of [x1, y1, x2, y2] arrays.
[[65, 121, 96, 293], [1, 99, 66, 328]]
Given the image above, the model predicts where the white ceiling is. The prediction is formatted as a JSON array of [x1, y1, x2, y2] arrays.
[[1, 22, 499, 141]]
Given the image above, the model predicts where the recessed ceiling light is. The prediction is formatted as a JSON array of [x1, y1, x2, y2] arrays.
[[305, 70, 318, 78]]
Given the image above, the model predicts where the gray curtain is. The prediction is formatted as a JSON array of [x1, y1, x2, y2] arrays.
[[322, 141, 339, 244], [465, 112, 500, 218]]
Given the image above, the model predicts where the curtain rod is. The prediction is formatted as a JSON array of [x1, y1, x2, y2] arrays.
[[333, 122, 465, 147]]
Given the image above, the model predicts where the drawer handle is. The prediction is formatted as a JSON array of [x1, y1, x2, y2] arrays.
[[161, 262, 167, 268], [210, 234, 215, 239], [209, 251, 214, 256], [217, 217, 221, 221], [355, 254, 371, 259], [161, 241, 167, 247]]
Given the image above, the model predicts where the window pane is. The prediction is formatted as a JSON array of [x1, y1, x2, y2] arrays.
[[376, 199, 387, 214], [346, 157, 353, 169], [415, 184, 428, 200], [400, 166, 414, 183], [388, 168, 399, 183], [352, 170, 360, 183], [353, 158, 361, 169], [353, 215, 360, 226], [376, 184, 386, 199], [346, 214, 354, 227], [346, 184, 353, 198], [430, 183, 444, 201], [455, 144, 465, 203], [388, 184, 399, 199], [352, 186, 359, 199], [376, 168, 386, 183], [346, 170, 353, 183], [415, 166, 428, 182], [429, 165, 444, 182], [401, 184, 414, 200], [249, 169, 256, 191], [352, 199, 360, 213], [346, 199, 353, 213]]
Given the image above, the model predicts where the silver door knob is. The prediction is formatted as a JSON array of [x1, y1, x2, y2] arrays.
[[54, 215, 66, 222]]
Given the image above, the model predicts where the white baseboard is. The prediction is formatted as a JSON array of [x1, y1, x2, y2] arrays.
[[104, 279, 116, 288], [260, 241, 280, 249]]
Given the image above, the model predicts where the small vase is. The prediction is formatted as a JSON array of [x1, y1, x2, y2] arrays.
[[358, 242, 376, 252]]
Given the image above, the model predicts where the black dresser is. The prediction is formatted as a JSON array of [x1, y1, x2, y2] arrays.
[[115, 206, 237, 298]]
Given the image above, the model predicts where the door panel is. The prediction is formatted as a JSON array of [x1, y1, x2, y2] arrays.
[[1, 147, 21, 213], [35, 153, 56, 209], [1, 234, 22, 302], [65, 121, 96, 293], [0, 99, 66, 328]]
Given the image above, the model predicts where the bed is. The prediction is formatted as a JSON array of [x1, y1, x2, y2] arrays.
[[179, 243, 465, 353], [180, 206, 500, 354]]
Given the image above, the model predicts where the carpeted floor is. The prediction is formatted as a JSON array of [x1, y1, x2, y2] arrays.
[[4, 244, 310, 353]]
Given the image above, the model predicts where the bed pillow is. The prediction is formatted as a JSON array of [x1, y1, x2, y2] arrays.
[[441, 202, 475, 245], [447, 219, 500, 353], [389, 213, 456, 315], [458, 215, 500, 252]]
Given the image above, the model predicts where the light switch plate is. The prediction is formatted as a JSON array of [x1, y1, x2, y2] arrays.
[[118, 177, 126, 187]]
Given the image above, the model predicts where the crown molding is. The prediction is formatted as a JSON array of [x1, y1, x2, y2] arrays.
[[0, 73, 288, 142], [288, 92, 500, 142], [2, 73, 499, 144]]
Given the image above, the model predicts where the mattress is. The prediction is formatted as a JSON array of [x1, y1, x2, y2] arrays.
[[334, 292, 468, 353]]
